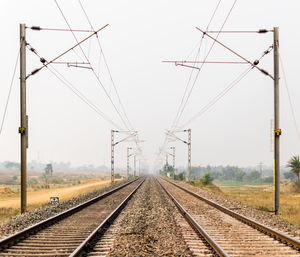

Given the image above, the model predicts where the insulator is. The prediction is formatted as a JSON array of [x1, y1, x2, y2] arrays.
[[40, 58, 47, 64], [31, 26, 41, 31], [260, 69, 269, 76], [258, 29, 268, 33], [253, 60, 259, 65], [31, 68, 40, 76]]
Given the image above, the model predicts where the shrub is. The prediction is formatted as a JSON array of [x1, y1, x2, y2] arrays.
[[174, 172, 185, 181], [200, 173, 214, 185]]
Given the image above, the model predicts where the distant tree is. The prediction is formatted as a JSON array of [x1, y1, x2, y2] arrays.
[[174, 172, 185, 181], [286, 155, 300, 183], [160, 164, 174, 177], [284, 171, 296, 182], [44, 164, 53, 176], [4, 161, 20, 170], [262, 176, 273, 183], [115, 173, 121, 179], [210, 171, 222, 179], [200, 173, 214, 185], [235, 170, 246, 181], [245, 171, 261, 181]]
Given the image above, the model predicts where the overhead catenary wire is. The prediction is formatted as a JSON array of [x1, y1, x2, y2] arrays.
[[54, 0, 133, 133], [161, 0, 224, 152], [169, 0, 223, 134], [279, 53, 300, 145], [172, 0, 239, 132], [180, 67, 253, 128], [26, 43, 123, 130], [77, 0, 135, 132], [0, 48, 20, 135], [179, 45, 273, 128]]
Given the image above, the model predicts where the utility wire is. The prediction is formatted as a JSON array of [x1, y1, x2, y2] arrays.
[[161, 0, 224, 152], [54, 0, 132, 132], [179, 45, 273, 128], [170, 0, 223, 133], [173, 0, 238, 131], [78, 0, 135, 132], [0, 48, 20, 135], [180, 67, 253, 128], [279, 52, 300, 145], [26, 43, 123, 129]]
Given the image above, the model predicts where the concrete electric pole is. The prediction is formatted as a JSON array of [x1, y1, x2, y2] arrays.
[[273, 27, 280, 215], [134, 155, 136, 177], [111, 130, 115, 183], [166, 129, 191, 181], [127, 147, 132, 179], [184, 129, 192, 181], [170, 146, 175, 170], [19, 24, 27, 214]]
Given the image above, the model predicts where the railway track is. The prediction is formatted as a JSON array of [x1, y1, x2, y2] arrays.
[[158, 177, 300, 257], [0, 178, 144, 257]]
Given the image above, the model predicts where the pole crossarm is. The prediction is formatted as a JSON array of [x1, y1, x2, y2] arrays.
[[195, 27, 274, 80], [166, 130, 188, 144], [114, 133, 137, 146], [26, 24, 109, 79], [163, 60, 248, 64], [204, 29, 273, 34]]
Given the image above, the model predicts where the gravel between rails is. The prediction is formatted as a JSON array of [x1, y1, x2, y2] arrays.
[[107, 176, 193, 257], [0, 179, 132, 239], [171, 179, 300, 240]]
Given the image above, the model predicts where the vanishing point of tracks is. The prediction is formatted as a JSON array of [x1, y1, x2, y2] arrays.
[[157, 177, 300, 257], [0, 176, 300, 256]]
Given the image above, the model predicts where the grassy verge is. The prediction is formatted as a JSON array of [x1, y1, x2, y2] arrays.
[[217, 183, 300, 228], [0, 178, 123, 222], [186, 179, 300, 228], [215, 180, 272, 186]]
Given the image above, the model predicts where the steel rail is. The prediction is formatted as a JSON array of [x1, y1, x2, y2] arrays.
[[162, 177, 300, 249], [0, 178, 140, 250], [156, 178, 229, 257], [69, 177, 145, 257]]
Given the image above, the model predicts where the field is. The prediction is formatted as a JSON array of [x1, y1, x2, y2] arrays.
[[0, 170, 123, 222], [217, 182, 300, 227]]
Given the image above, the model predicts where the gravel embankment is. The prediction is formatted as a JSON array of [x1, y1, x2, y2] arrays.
[[0, 179, 132, 239], [172, 179, 300, 239], [108, 177, 192, 256]]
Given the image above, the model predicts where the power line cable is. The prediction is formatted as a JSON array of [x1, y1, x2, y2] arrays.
[[279, 52, 300, 145], [26, 43, 123, 129], [179, 45, 273, 128], [170, 0, 223, 133], [173, 0, 238, 131], [78, 0, 135, 132], [161, 0, 236, 153], [0, 47, 20, 135], [161, 0, 224, 152], [180, 67, 253, 128], [54, 0, 132, 132]]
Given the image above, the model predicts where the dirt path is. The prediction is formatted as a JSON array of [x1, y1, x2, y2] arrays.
[[0, 179, 116, 209]]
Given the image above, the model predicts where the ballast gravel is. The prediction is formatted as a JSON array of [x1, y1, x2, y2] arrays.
[[108, 177, 192, 257], [173, 179, 300, 240], [0, 179, 131, 239]]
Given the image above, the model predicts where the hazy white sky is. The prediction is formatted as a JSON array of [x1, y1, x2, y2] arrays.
[[1, 0, 300, 171]]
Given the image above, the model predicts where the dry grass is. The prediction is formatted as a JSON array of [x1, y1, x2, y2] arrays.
[[0, 178, 122, 222], [220, 183, 300, 228]]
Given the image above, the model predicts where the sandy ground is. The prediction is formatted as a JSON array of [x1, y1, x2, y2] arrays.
[[0, 179, 117, 209]]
